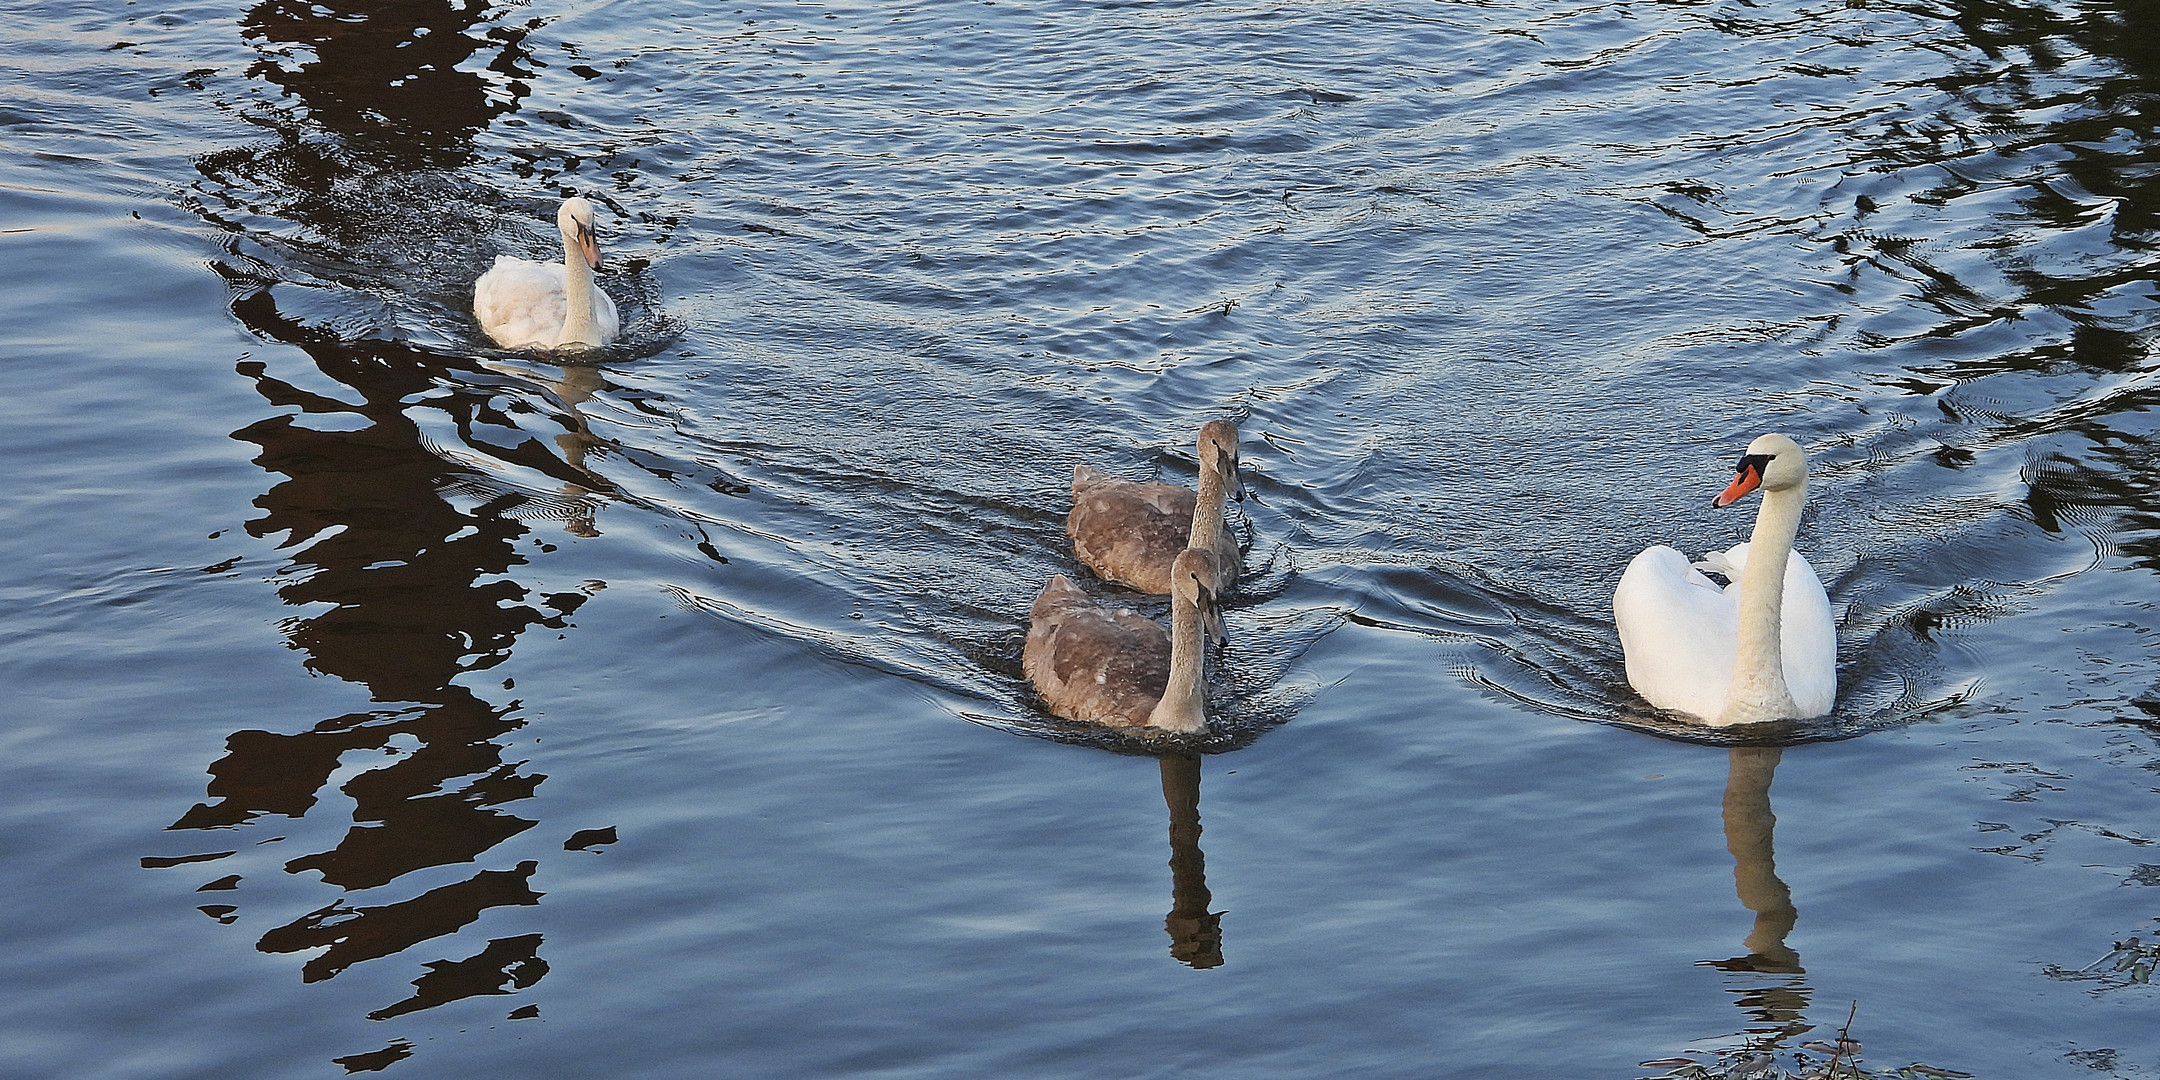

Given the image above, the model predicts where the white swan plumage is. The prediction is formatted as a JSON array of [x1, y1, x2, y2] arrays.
[[473, 197, 621, 350], [1614, 433, 1836, 726]]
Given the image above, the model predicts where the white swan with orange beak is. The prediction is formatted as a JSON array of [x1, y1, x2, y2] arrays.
[[1614, 434, 1837, 726]]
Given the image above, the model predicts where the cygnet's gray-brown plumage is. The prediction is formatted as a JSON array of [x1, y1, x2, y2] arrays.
[[1069, 420, 1243, 596], [1022, 548, 1219, 733]]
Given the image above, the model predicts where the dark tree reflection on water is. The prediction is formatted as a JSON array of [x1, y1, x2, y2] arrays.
[[1968, 0, 2160, 578], [239, 0, 534, 169], [162, 0, 613, 1055], [168, 291, 600, 1030], [1894, 1, 2160, 570]]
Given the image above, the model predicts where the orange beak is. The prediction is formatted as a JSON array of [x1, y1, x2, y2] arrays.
[[1713, 456, 1766, 508]]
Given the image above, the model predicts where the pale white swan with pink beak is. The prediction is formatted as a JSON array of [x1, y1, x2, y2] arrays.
[[473, 197, 621, 350]]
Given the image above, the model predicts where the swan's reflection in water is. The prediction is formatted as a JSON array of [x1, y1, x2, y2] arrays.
[[481, 359, 614, 538], [1721, 747, 1799, 977], [1700, 746, 1811, 1046], [1159, 754, 1223, 969]]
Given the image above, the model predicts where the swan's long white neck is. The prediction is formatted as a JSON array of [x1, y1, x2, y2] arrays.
[[559, 229, 602, 348], [1720, 479, 1806, 725], [1148, 581, 1209, 733]]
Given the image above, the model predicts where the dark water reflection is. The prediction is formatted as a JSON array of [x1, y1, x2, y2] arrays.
[[1841, 0, 2160, 579], [152, 0, 646, 1043], [238, 0, 532, 167], [168, 291, 602, 1027], [163, 0, 743, 1039]]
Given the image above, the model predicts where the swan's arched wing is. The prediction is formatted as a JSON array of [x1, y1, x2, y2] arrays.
[[590, 282, 622, 344], [473, 257, 569, 349], [1614, 544, 1739, 721], [1779, 550, 1837, 716]]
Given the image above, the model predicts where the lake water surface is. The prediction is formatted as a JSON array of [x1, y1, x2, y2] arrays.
[[5, 0, 2160, 1077]]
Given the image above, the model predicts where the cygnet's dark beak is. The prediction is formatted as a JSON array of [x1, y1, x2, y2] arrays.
[[1195, 576, 1225, 645]]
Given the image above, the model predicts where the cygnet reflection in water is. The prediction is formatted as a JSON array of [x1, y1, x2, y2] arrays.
[[1160, 753, 1221, 969]]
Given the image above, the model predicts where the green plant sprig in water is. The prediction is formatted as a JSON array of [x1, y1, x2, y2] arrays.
[[1638, 1003, 1973, 1080], [2076, 934, 2159, 985]]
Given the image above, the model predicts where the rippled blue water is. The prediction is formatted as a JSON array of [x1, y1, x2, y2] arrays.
[[4, 0, 2159, 1076]]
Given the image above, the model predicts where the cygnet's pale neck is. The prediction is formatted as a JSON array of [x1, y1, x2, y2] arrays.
[[558, 228, 602, 348], [1147, 578, 1210, 733], [1188, 452, 1232, 555], [1720, 478, 1806, 725]]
